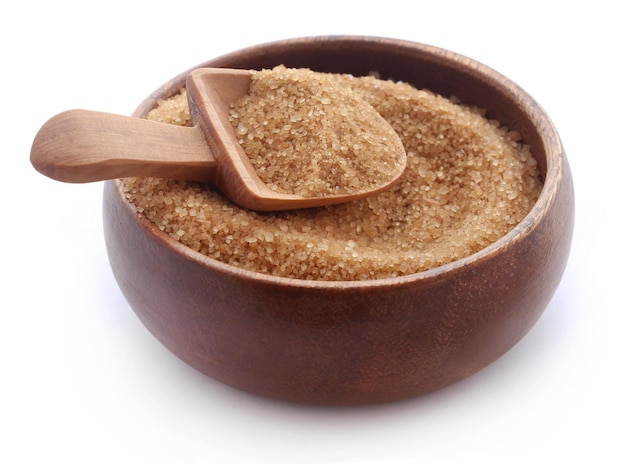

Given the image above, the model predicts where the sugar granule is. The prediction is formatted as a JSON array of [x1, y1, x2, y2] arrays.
[[228, 66, 405, 197]]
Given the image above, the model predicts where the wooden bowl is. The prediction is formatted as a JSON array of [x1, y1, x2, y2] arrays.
[[103, 36, 574, 405]]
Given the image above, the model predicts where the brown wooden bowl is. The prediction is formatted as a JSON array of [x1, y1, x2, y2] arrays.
[[103, 36, 574, 405]]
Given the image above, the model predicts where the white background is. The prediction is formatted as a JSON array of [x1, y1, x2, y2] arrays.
[[2, 1, 623, 462]]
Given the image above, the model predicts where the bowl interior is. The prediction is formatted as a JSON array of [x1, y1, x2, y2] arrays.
[[128, 36, 563, 288]]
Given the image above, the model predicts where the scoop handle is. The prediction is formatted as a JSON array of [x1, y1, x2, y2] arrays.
[[30, 109, 218, 183]]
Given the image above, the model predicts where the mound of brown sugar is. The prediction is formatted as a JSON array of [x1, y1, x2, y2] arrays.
[[228, 66, 405, 197], [122, 68, 542, 281]]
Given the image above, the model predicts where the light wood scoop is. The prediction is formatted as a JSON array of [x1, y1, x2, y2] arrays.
[[31, 68, 406, 211]]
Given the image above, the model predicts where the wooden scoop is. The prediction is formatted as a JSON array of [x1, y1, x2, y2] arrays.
[[31, 68, 406, 211]]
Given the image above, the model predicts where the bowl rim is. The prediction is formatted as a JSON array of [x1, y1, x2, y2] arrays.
[[115, 35, 565, 290]]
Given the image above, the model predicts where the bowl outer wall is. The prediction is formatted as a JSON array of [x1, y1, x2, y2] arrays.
[[103, 36, 574, 405]]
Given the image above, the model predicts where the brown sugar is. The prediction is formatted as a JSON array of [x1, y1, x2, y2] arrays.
[[122, 68, 543, 281], [228, 66, 405, 197]]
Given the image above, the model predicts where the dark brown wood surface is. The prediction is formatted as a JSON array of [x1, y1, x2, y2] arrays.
[[104, 36, 574, 405]]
